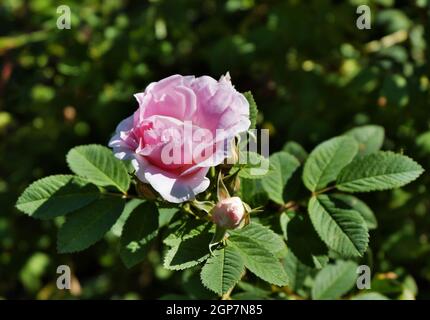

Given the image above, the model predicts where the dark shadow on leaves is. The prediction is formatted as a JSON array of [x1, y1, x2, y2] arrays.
[[169, 231, 212, 267], [286, 213, 329, 268]]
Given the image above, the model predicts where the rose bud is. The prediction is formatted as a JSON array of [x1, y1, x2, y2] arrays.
[[211, 196, 245, 229]]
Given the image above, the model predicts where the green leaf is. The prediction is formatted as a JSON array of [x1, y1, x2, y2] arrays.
[[163, 230, 212, 270], [312, 260, 358, 300], [239, 177, 268, 207], [120, 202, 159, 268], [331, 194, 377, 230], [158, 207, 179, 227], [200, 245, 245, 295], [308, 195, 369, 258], [284, 212, 329, 268], [228, 235, 289, 287], [243, 91, 258, 129], [336, 151, 424, 192], [261, 151, 300, 204], [231, 222, 286, 254], [237, 151, 270, 179], [182, 269, 215, 299], [111, 199, 144, 237], [344, 125, 385, 156], [282, 250, 312, 292], [303, 136, 359, 192], [66, 144, 130, 193], [113, 203, 177, 237], [115, 204, 178, 237], [57, 197, 125, 253], [235, 282, 270, 299], [163, 219, 211, 247], [283, 141, 308, 163], [16, 175, 99, 219]]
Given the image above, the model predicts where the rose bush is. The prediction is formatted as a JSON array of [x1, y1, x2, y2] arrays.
[[108, 74, 250, 203], [15, 75, 424, 300]]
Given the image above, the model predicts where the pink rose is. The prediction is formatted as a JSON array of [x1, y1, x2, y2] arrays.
[[109, 74, 250, 203], [211, 197, 245, 229]]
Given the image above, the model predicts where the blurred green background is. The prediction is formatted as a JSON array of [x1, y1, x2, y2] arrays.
[[1, 0, 429, 299]]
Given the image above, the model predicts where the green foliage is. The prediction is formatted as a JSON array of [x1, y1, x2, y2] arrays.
[[238, 177, 268, 207], [336, 152, 424, 192], [311, 260, 358, 300], [163, 230, 212, 270], [232, 282, 270, 300], [11, 124, 425, 299], [228, 234, 289, 287], [282, 141, 308, 163], [120, 201, 159, 268], [3, 0, 430, 300], [15, 175, 99, 219], [309, 195, 369, 258], [284, 212, 329, 269], [111, 199, 144, 237], [303, 137, 358, 192], [331, 194, 377, 230], [236, 151, 271, 179], [261, 151, 300, 204], [67, 145, 130, 194], [200, 245, 244, 296], [231, 222, 285, 254], [163, 219, 211, 247], [282, 251, 311, 293], [344, 125, 385, 156], [57, 197, 125, 253]]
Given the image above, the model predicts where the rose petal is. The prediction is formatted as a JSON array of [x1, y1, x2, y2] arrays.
[[133, 155, 210, 203]]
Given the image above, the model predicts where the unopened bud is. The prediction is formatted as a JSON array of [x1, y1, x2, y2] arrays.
[[211, 196, 245, 229]]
